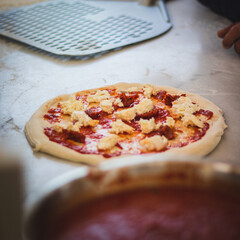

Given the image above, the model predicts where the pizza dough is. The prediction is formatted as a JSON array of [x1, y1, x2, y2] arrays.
[[25, 83, 227, 165]]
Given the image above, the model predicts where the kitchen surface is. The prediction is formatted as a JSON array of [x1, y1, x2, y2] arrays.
[[0, 0, 240, 205]]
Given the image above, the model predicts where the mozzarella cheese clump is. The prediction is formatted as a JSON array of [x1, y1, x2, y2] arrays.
[[87, 90, 110, 103], [115, 98, 154, 121], [138, 118, 160, 134], [52, 121, 81, 132], [100, 99, 114, 113], [164, 117, 175, 128], [135, 98, 154, 115], [52, 122, 64, 132], [71, 121, 83, 131], [71, 111, 98, 127], [110, 119, 134, 134], [140, 135, 168, 152], [97, 134, 118, 150], [172, 96, 199, 116], [115, 107, 136, 121], [182, 114, 204, 128], [143, 85, 157, 98], [126, 87, 140, 92], [61, 96, 84, 115], [118, 86, 141, 93], [114, 98, 124, 107]]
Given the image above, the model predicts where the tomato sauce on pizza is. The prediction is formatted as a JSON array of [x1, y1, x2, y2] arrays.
[[25, 83, 226, 163], [42, 85, 214, 158]]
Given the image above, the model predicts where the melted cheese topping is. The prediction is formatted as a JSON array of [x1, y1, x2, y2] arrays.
[[52, 122, 64, 132], [71, 111, 98, 127], [182, 114, 204, 128], [143, 85, 157, 98], [164, 117, 175, 128], [97, 134, 118, 150], [115, 107, 136, 121], [114, 98, 124, 107], [52, 121, 80, 132], [172, 96, 199, 116], [61, 96, 84, 115], [115, 98, 154, 121], [140, 135, 168, 152], [135, 98, 154, 115], [110, 119, 134, 134], [87, 90, 110, 103], [100, 99, 114, 114], [138, 118, 160, 134], [118, 86, 141, 93]]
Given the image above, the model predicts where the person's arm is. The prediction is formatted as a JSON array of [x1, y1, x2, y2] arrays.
[[198, 0, 240, 54], [198, 0, 240, 22]]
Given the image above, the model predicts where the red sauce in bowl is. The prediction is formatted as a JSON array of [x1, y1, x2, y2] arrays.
[[47, 187, 240, 240]]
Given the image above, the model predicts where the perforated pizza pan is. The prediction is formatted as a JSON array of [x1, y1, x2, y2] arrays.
[[0, 0, 172, 56]]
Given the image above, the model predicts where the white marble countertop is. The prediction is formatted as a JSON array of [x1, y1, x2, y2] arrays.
[[0, 0, 240, 201]]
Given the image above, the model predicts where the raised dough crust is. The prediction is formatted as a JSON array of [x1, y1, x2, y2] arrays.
[[25, 82, 227, 165]]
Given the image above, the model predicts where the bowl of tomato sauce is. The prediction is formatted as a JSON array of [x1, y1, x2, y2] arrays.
[[24, 156, 240, 240]]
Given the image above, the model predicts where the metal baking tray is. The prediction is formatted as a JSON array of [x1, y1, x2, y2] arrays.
[[0, 0, 172, 56]]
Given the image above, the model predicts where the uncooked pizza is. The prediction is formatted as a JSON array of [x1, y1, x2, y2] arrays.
[[25, 83, 227, 164]]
